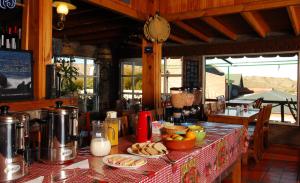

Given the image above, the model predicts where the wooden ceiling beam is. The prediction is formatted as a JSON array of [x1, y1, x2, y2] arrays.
[[241, 11, 270, 38], [202, 17, 238, 40], [163, 0, 300, 21], [168, 34, 186, 44], [63, 16, 127, 29], [174, 21, 211, 42], [54, 22, 130, 37], [69, 30, 123, 42], [287, 6, 300, 36], [86, 0, 147, 21]]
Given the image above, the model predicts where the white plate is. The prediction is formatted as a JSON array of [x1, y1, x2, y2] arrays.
[[102, 154, 147, 169], [127, 148, 168, 159]]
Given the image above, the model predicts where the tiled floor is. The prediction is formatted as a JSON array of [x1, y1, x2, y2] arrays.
[[224, 144, 300, 183]]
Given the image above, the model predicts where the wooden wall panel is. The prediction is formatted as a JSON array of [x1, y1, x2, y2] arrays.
[[27, 0, 52, 99]]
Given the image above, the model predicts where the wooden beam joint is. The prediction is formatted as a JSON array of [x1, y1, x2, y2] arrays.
[[174, 21, 211, 42], [241, 11, 270, 38]]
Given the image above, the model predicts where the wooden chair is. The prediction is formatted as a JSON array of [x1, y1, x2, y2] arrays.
[[286, 98, 297, 121], [201, 103, 211, 121], [247, 106, 266, 163], [119, 115, 129, 137], [253, 97, 264, 109], [262, 104, 272, 149], [210, 102, 218, 114]]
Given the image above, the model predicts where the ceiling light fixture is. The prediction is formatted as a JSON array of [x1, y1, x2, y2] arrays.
[[53, 0, 76, 31]]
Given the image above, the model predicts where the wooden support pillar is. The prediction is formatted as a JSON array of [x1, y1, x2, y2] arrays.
[[27, 0, 53, 99], [142, 38, 162, 109]]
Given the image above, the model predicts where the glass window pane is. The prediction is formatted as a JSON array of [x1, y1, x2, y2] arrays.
[[74, 77, 84, 94], [122, 76, 133, 90], [167, 76, 182, 93], [122, 64, 133, 75], [166, 58, 182, 75], [161, 77, 164, 93], [73, 58, 85, 76], [134, 65, 142, 77], [86, 59, 95, 76], [161, 59, 165, 74], [123, 93, 133, 100], [133, 76, 142, 91], [133, 94, 142, 100], [86, 77, 94, 94]]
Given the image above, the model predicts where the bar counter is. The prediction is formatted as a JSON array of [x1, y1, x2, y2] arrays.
[[18, 122, 246, 183]]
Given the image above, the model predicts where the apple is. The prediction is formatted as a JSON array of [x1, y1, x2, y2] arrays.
[[174, 136, 184, 141]]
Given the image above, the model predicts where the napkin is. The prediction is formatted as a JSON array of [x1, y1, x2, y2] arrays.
[[24, 176, 44, 183], [63, 159, 89, 169]]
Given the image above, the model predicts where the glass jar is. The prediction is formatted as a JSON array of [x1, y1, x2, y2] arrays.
[[90, 121, 111, 156]]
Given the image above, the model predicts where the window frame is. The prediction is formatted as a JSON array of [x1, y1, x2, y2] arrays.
[[120, 58, 142, 99]]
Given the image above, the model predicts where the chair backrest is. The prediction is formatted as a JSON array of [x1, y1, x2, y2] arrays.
[[286, 98, 297, 121], [262, 104, 272, 126], [253, 97, 264, 109], [210, 102, 218, 114], [252, 106, 267, 154], [216, 101, 225, 112], [120, 115, 129, 137]]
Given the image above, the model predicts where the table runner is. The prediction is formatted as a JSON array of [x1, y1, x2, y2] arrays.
[[18, 122, 245, 183]]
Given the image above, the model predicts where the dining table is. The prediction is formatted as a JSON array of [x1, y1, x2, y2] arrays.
[[18, 122, 246, 183], [226, 99, 255, 107], [207, 107, 260, 129]]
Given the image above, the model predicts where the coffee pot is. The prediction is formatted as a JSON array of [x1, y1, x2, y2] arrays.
[[0, 106, 28, 182], [136, 111, 153, 142], [40, 101, 78, 164]]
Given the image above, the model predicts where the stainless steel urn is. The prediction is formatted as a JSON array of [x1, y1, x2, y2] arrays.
[[40, 101, 78, 164], [0, 106, 28, 182]]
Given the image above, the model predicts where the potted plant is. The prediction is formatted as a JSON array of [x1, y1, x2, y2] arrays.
[[54, 57, 81, 97]]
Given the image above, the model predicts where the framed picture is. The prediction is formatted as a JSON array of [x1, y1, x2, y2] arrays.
[[0, 49, 33, 101]]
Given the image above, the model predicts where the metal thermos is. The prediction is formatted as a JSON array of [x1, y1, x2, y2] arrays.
[[40, 101, 78, 164], [0, 106, 28, 182]]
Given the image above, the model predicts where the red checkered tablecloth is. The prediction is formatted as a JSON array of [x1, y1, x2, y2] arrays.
[[17, 122, 245, 183]]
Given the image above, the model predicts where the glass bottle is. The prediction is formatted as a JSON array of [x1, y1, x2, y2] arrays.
[[104, 111, 119, 146], [90, 121, 111, 156]]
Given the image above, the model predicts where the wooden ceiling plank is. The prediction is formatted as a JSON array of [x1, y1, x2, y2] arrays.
[[163, 0, 300, 21], [174, 21, 211, 42], [87, 0, 147, 21], [287, 6, 300, 36], [168, 34, 186, 44], [202, 17, 238, 40], [241, 11, 270, 38]]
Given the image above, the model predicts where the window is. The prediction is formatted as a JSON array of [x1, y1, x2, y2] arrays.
[[54, 56, 99, 112], [161, 57, 183, 98], [120, 58, 142, 100]]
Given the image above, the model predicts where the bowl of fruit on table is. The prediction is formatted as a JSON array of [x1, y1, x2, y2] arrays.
[[188, 125, 206, 141], [163, 130, 196, 150]]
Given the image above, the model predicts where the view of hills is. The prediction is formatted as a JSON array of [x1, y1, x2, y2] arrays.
[[243, 76, 297, 94]]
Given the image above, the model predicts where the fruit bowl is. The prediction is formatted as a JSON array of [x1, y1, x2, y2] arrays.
[[188, 125, 206, 141], [162, 125, 188, 135], [163, 138, 196, 151]]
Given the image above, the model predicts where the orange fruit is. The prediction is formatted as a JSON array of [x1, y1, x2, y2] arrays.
[[185, 131, 196, 140]]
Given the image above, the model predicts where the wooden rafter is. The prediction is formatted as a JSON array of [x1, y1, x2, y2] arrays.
[[163, 0, 300, 21], [174, 21, 211, 42], [202, 17, 238, 40], [168, 34, 186, 44], [87, 0, 147, 21], [241, 11, 270, 38], [54, 22, 128, 37], [287, 6, 300, 36]]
